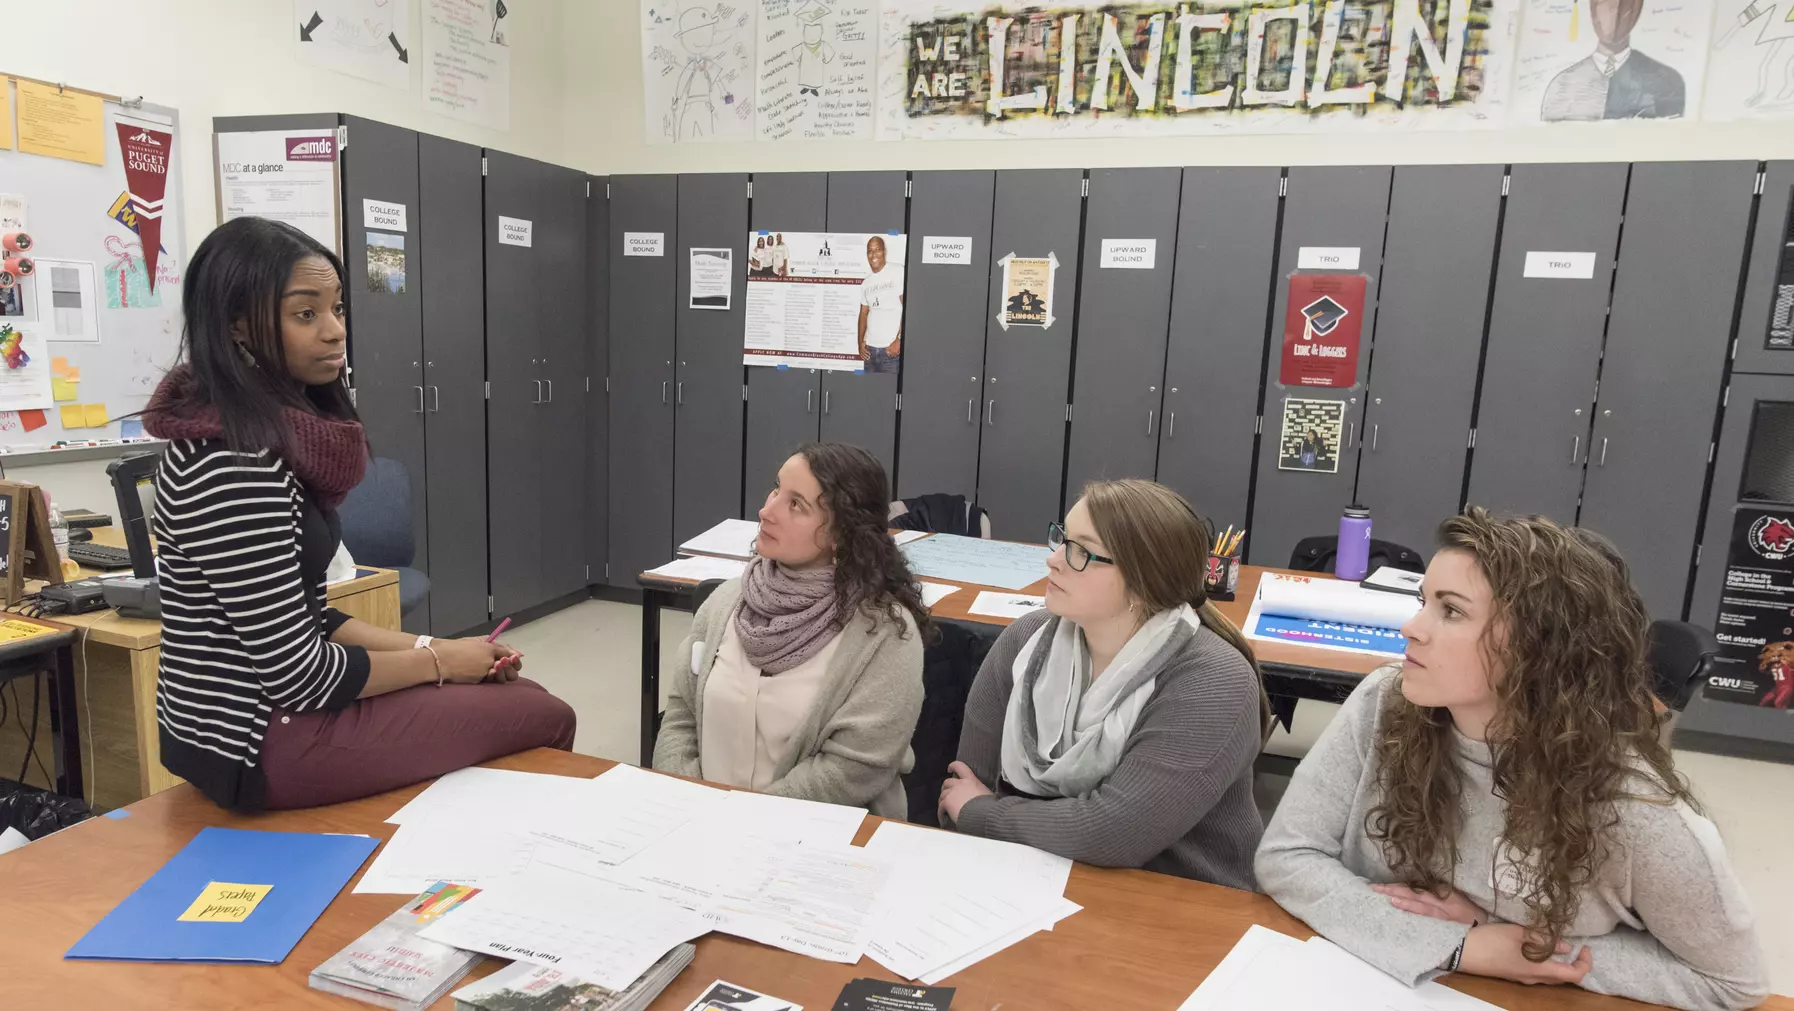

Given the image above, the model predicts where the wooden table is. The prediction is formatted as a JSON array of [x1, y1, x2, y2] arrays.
[[3, 748, 1784, 1011], [0, 526, 402, 810]]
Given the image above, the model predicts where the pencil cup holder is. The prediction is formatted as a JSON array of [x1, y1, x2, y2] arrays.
[[1204, 555, 1240, 602]]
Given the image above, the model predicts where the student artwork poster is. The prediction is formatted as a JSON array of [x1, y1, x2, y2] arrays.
[[743, 230, 907, 372]]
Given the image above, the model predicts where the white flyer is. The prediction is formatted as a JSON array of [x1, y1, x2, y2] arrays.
[[423, 0, 513, 130], [743, 230, 907, 372], [0, 322, 54, 411], [690, 247, 732, 309], [216, 130, 341, 253]]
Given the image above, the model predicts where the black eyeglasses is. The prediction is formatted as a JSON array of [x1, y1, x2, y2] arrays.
[[1047, 522, 1113, 572]]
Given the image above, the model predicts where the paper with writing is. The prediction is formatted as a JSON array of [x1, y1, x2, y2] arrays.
[[900, 534, 1050, 591], [178, 882, 272, 923]]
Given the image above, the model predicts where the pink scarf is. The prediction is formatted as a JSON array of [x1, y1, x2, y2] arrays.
[[734, 556, 843, 675]]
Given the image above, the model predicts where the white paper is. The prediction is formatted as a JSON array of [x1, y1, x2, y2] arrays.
[[354, 815, 538, 894], [968, 591, 1045, 620], [679, 517, 759, 559], [891, 529, 930, 546], [1178, 925, 1309, 1011], [707, 842, 894, 963], [757, 0, 877, 141], [33, 259, 100, 344], [682, 981, 801, 1011], [1704, 1, 1794, 122], [297, 0, 413, 90], [1297, 936, 1507, 1010], [900, 533, 1050, 591], [918, 581, 959, 608], [918, 898, 1082, 985], [643, 1, 758, 143], [423, 0, 513, 130], [743, 230, 908, 371], [418, 863, 711, 990], [0, 825, 30, 856], [705, 789, 867, 845], [690, 247, 732, 309], [362, 198, 408, 232], [644, 554, 750, 583], [626, 232, 667, 257], [1257, 572, 1422, 629], [527, 764, 727, 871], [217, 130, 340, 253], [497, 216, 533, 247], [0, 322, 55, 411], [1100, 238, 1156, 270], [385, 766, 601, 826], [1522, 251, 1596, 279], [1361, 566, 1424, 596], [1511, 0, 1709, 125], [1297, 246, 1361, 270], [0, 194, 27, 232], [922, 236, 973, 265]]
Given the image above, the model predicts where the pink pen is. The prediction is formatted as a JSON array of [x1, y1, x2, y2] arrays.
[[486, 617, 513, 642]]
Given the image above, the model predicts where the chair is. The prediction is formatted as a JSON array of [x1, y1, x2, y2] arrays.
[[901, 618, 1000, 826], [1288, 536, 1425, 575], [1647, 619, 1719, 713], [337, 457, 430, 619], [890, 494, 992, 539]]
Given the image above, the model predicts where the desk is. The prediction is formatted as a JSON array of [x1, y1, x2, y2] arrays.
[[0, 527, 401, 810], [2, 748, 1783, 1011], [0, 615, 80, 797]]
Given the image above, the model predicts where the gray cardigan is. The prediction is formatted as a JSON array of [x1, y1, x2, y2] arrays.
[[1256, 669, 1771, 1011], [652, 579, 924, 820], [952, 609, 1265, 890]]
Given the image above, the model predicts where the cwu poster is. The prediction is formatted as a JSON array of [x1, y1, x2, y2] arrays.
[[1709, 505, 1794, 709]]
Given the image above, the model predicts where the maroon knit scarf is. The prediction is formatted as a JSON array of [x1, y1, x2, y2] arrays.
[[142, 364, 368, 510]]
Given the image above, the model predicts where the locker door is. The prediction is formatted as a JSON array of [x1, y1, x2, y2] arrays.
[[536, 164, 590, 600], [744, 173, 826, 502], [820, 172, 906, 481], [607, 175, 679, 588], [1157, 167, 1282, 535], [1063, 168, 1182, 498], [484, 151, 546, 615], [1246, 167, 1392, 568], [1730, 162, 1793, 376], [975, 169, 1085, 541], [897, 171, 994, 501], [1466, 163, 1627, 523], [340, 117, 427, 629], [673, 174, 749, 547], [588, 176, 610, 587], [1582, 162, 1760, 620], [1356, 165, 1505, 557], [418, 134, 488, 635]]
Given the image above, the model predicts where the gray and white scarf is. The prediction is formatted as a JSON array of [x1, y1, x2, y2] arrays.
[[733, 556, 843, 674], [1000, 604, 1199, 799]]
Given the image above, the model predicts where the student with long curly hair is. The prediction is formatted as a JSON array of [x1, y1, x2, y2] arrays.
[[654, 443, 927, 817], [1256, 509, 1769, 1011]]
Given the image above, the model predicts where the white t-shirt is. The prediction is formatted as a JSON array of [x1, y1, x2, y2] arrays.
[[771, 243, 789, 274], [859, 263, 904, 350]]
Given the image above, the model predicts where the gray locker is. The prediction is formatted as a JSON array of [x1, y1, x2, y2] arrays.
[[897, 171, 994, 501], [820, 172, 905, 481], [1732, 162, 1793, 376], [485, 152, 547, 614], [673, 174, 749, 546], [1580, 161, 1760, 620], [1246, 166, 1392, 568], [1063, 167, 1182, 498], [1156, 167, 1282, 534], [536, 163, 590, 602], [1356, 165, 1505, 557], [1465, 163, 1628, 523], [976, 169, 1086, 541], [744, 173, 827, 502], [1690, 374, 1794, 629], [587, 176, 610, 590], [418, 134, 489, 635], [607, 175, 679, 589]]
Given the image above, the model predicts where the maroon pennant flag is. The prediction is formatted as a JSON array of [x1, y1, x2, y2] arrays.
[[115, 121, 173, 291]]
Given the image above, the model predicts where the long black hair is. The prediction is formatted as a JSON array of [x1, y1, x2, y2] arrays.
[[797, 442, 930, 640], [179, 216, 358, 454]]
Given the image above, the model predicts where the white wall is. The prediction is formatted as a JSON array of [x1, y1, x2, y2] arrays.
[[562, 3, 1794, 177]]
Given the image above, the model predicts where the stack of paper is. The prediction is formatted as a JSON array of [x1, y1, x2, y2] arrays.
[[1180, 926, 1506, 1011], [918, 582, 960, 608], [968, 591, 1045, 620], [1243, 572, 1419, 658], [642, 555, 749, 583], [679, 518, 761, 559], [862, 823, 1080, 984]]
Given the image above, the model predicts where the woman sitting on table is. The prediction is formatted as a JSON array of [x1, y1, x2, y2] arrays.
[[939, 479, 1271, 889], [654, 442, 926, 818], [1254, 509, 1769, 1011], [144, 216, 576, 813]]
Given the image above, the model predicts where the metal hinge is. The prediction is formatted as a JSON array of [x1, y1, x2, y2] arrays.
[[484, 381, 491, 399], [1065, 404, 1072, 422], [488, 595, 494, 612], [1501, 175, 1510, 197], [1080, 178, 1089, 198], [1756, 171, 1767, 196], [1709, 442, 1716, 463], [1279, 177, 1288, 197], [606, 376, 611, 393], [1255, 415, 1262, 435], [338, 125, 348, 150], [1724, 386, 1731, 407], [586, 180, 591, 198], [1468, 429, 1477, 449], [348, 387, 357, 406], [1733, 339, 1739, 360], [481, 156, 488, 177], [904, 179, 912, 197], [1695, 544, 1703, 565], [606, 182, 611, 199], [585, 376, 591, 393], [605, 563, 610, 580], [742, 384, 749, 401], [895, 393, 902, 410], [747, 180, 754, 198], [585, 564, 591, 580]]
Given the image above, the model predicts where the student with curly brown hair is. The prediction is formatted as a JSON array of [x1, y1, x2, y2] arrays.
[[1255, 509, 1769, 1011]]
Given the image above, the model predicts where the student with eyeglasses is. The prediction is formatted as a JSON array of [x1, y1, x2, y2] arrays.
[[938, 479, 1272, 887]]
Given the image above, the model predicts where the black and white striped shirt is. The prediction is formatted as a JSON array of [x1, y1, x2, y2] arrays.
[[153, 438, 370, 808]]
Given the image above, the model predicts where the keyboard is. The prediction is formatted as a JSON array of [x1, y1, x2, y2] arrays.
[[68, 542, 135, 570]]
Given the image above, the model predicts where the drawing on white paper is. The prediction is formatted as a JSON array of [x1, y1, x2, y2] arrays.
[[1705, 2, 1794, 120], [423, 0, 513, 130], [757, 0, 874, 141], [296, 0, 413, 90], [1513, 0, 1708, 123], [489, 0, 509, 43], [643, 2, 757, 143]]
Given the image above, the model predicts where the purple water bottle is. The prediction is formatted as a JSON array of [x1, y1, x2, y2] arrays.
[[1336, 504, 1372, 581]]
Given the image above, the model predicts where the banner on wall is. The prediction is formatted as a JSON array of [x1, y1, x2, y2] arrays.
[[1279, 273, 1367, 388], [1708, 505, 1794, 709], [743, 230, 907, 372], [114, 119, 173, 291]]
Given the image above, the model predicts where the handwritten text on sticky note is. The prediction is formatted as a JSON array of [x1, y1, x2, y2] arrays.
[[178, 882, 272, 923]]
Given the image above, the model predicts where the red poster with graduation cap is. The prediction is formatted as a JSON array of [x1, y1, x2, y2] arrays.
[[115, 119, 173, 291], [1279, 272, 1368, 388]]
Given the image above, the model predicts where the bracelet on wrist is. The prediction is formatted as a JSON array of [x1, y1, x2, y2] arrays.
[[419, 641, 444, 686]]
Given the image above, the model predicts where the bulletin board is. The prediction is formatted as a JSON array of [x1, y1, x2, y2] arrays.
[[0, 75, 185, 452]]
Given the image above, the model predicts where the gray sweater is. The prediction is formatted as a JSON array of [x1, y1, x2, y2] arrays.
[[653, 579, 924, 820], [953, 609, 1265, 890], [1256, 669, 1771, 1011]]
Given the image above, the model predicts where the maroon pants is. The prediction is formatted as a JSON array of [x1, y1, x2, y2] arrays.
[[260, 678, 577, 810]]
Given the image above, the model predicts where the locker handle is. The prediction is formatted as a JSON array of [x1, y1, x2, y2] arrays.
[[429, 386, 440, 413], [414, 386, 424, 414], [824, 390, 831, 415], [1167, 412, 1175, 439], [1146, 410, 1155, 436], [806, 389, 814, 413], [1571, 435, 1580, 463], [545, 379, 554, 404], [967, 398, 974, 424], [1371, 424, 1379, 451], [1599, 437, 1609, 467], [987, 400, 994, 426], [661, 381, 668, 404], [676, 382, 683, 405], [534, 380, 544, 404], [1346, 421, 1356, 448]]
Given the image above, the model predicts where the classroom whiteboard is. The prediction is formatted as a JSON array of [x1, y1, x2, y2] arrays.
[[0, 85, 185, 452]]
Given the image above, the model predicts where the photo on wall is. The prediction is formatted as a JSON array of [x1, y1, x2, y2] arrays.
[[743, 230, 907, 373], [365, 231, 407, 295], [1277, 398, 1346, 474]]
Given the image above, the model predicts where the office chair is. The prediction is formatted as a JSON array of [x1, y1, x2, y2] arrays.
[[889, 493, 992, 539], [1647, 619, 1719, 713], [1288, 536, 1425, 575], [337, 457, 430, 619]]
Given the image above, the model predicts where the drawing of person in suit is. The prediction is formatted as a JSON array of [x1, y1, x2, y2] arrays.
[[1540, 0, 1686, 121], [1718, 2, 1794, 108], [672, 8, 731, 140]]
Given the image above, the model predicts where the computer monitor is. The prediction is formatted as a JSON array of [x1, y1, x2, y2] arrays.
[[105, 452, 160, 579]]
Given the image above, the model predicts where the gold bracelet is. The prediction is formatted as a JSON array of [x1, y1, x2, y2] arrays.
[[420, 642, 444, 686]]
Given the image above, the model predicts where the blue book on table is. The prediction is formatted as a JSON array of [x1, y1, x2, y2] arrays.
[[66, 827, 379, 964], [1252, 614, 1406, 657]]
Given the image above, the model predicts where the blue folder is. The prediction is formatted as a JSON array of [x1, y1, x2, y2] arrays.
[[1252, 614, 1406, 656], [66, 827, 379, 964]]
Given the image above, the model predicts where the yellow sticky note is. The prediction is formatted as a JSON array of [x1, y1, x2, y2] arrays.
[[177, 882, 272, 923], [59, 404, 86, 429], [16, 80, 105, 166], [50, 356, 71, 378], [84, 403, 109, 427], [1, 82, 12, 151], [51, 378, 77, 402]]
